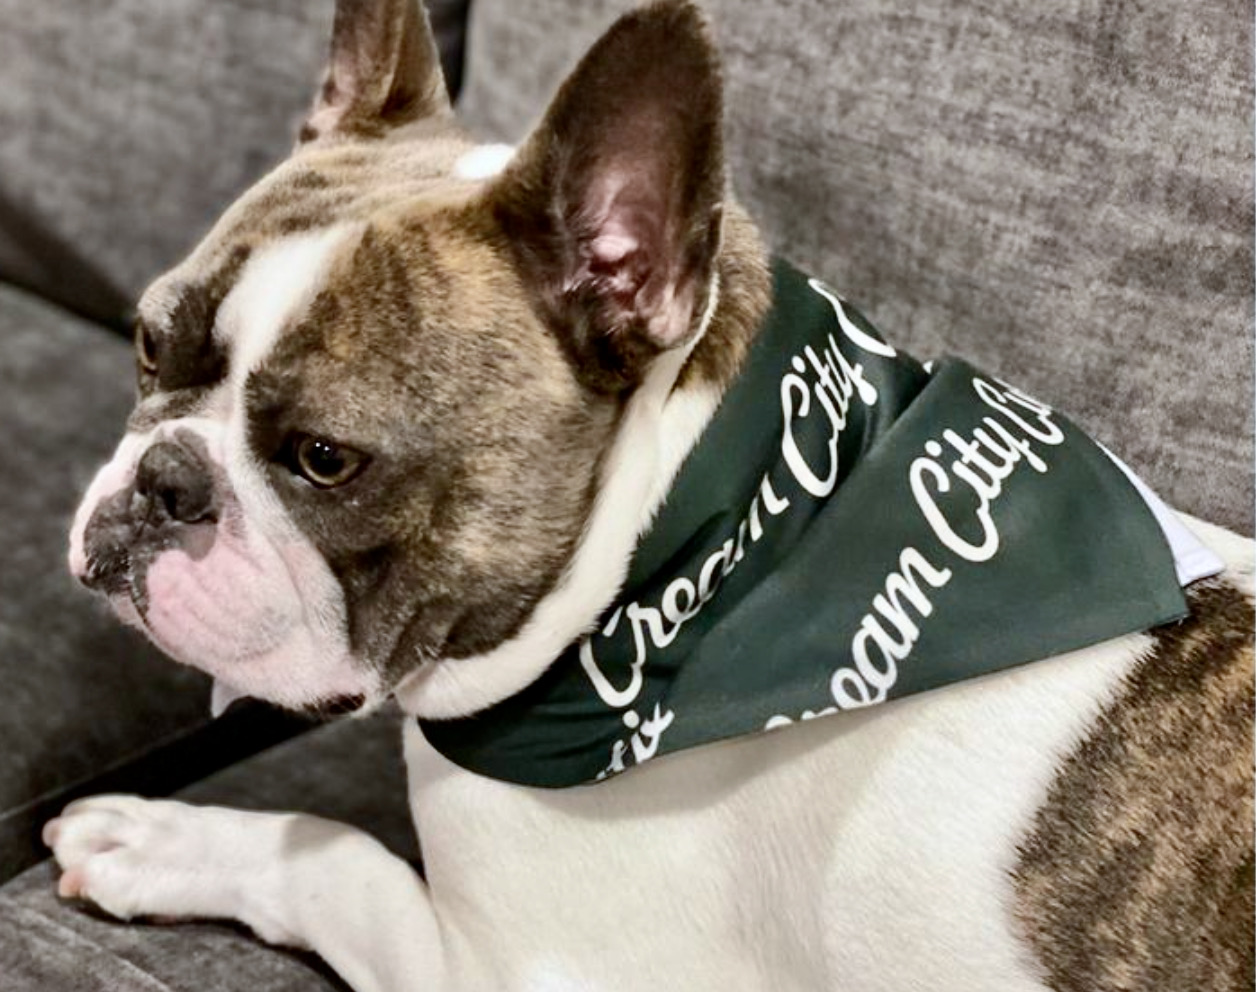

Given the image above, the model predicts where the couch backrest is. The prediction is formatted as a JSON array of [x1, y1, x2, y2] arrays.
[[0, 0, 336, 322], [459, 0, 1254, 535], [0, 0, 469, 327]]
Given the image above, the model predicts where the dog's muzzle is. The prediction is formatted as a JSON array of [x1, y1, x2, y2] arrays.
[[78, 433, 219, 594]]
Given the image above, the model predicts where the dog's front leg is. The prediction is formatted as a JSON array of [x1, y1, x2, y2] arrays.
[[44, 796, 445, 992]]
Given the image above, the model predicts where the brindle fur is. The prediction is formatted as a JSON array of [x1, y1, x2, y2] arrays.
[[1013, 579, 1255, 991]]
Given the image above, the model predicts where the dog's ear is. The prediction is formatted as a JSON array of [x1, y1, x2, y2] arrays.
[[488, 1, 725, 392], [300, 0, 450, 142]]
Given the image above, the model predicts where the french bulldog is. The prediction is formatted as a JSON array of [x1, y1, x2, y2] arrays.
[[47, 1, 1253, 989]]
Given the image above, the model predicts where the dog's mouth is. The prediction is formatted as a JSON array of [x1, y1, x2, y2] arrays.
[[302, 693, 369, 719], [84, 532, 211, 637], [70, 427, 382, 711], [80, 510, 217, 587], [92, 532, 385, 713], [79, 547, 156, 634]]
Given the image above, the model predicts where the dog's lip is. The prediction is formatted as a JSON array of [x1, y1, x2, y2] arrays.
[[118, 578, 152, 629], [75, 540, 133, 593], [309, 693, 369, 718]]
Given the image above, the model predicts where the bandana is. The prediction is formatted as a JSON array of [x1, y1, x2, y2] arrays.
[[419, 258, 1213, 788]]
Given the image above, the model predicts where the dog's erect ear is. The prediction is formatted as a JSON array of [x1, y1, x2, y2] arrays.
[[488, 1, 725, 392], [300, 0, 450, 142]]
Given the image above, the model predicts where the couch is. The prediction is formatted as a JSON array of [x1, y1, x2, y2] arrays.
[[0, 0, 1249, 988]]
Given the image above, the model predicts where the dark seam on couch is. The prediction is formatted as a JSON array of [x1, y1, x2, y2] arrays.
[[1, 720, 221, 826], [0, 703, 314, 884], [0, 187, 132, 333]]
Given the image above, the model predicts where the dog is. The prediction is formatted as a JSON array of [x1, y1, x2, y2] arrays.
[[46, 1, 1253, 989]]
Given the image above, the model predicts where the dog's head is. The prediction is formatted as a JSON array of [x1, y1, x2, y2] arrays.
[[68, 0, 752, 714]]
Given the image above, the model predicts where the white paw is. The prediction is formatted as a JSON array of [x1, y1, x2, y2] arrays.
[[43, 795, 287, 937]]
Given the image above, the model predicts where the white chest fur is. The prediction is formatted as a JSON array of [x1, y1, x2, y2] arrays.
[[404, 625, 1147, 992]]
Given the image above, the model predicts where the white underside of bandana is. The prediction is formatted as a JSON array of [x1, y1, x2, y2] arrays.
[[922, 358, 1221, 589], [1101, 446, 1225, 587]]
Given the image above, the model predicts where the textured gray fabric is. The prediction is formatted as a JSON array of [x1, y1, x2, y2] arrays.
[[0, 714, 412, 992], [0, 0, 335, 320], [459, 0, 1254, 535], [0, 0, 469, 326], [0, 863, 349, 991]]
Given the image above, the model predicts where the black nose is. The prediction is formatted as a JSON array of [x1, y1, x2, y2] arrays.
[[134, 440, 217, 525]]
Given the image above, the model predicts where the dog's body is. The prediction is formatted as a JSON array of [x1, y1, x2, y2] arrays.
[[47, 2, 1253, 990]]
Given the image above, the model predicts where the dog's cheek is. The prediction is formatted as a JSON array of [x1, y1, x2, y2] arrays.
[[134, 500, 370, 705], [142, 534, 299, 666]]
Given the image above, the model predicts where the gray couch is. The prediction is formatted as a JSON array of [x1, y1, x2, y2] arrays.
[[0, 0, 1249, 988]]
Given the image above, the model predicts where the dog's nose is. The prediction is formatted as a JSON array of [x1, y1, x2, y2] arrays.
[[134, 441, 217, 525]]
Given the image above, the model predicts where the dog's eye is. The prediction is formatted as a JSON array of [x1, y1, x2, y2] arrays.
[[291, 434, 369, 489], [135, 321, 159, 375]]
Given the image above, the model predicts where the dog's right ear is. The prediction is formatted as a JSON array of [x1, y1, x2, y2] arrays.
[[486, 1, 726, 394], [299, 0, 450, 143]]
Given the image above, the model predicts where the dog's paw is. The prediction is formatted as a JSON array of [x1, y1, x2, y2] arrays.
[[43, 795, 291, 939]]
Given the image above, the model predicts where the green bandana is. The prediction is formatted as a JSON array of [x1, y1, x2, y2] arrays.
[[420, 259, 1193, 788]]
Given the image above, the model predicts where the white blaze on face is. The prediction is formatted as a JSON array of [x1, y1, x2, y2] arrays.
[[453, 143, 516, 181], [70, 227, 383, 710]]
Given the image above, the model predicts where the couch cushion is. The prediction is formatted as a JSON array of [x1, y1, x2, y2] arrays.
[[0, 712, 413, 992], [0, 862, 350, 992], [0, 284, 309, 882], [459, 0, 1253, 535], [0, 0, 470, 328]]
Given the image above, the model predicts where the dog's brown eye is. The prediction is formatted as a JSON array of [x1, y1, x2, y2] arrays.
[[293, 435, 368, 489], [135, 321, 159, 375]]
